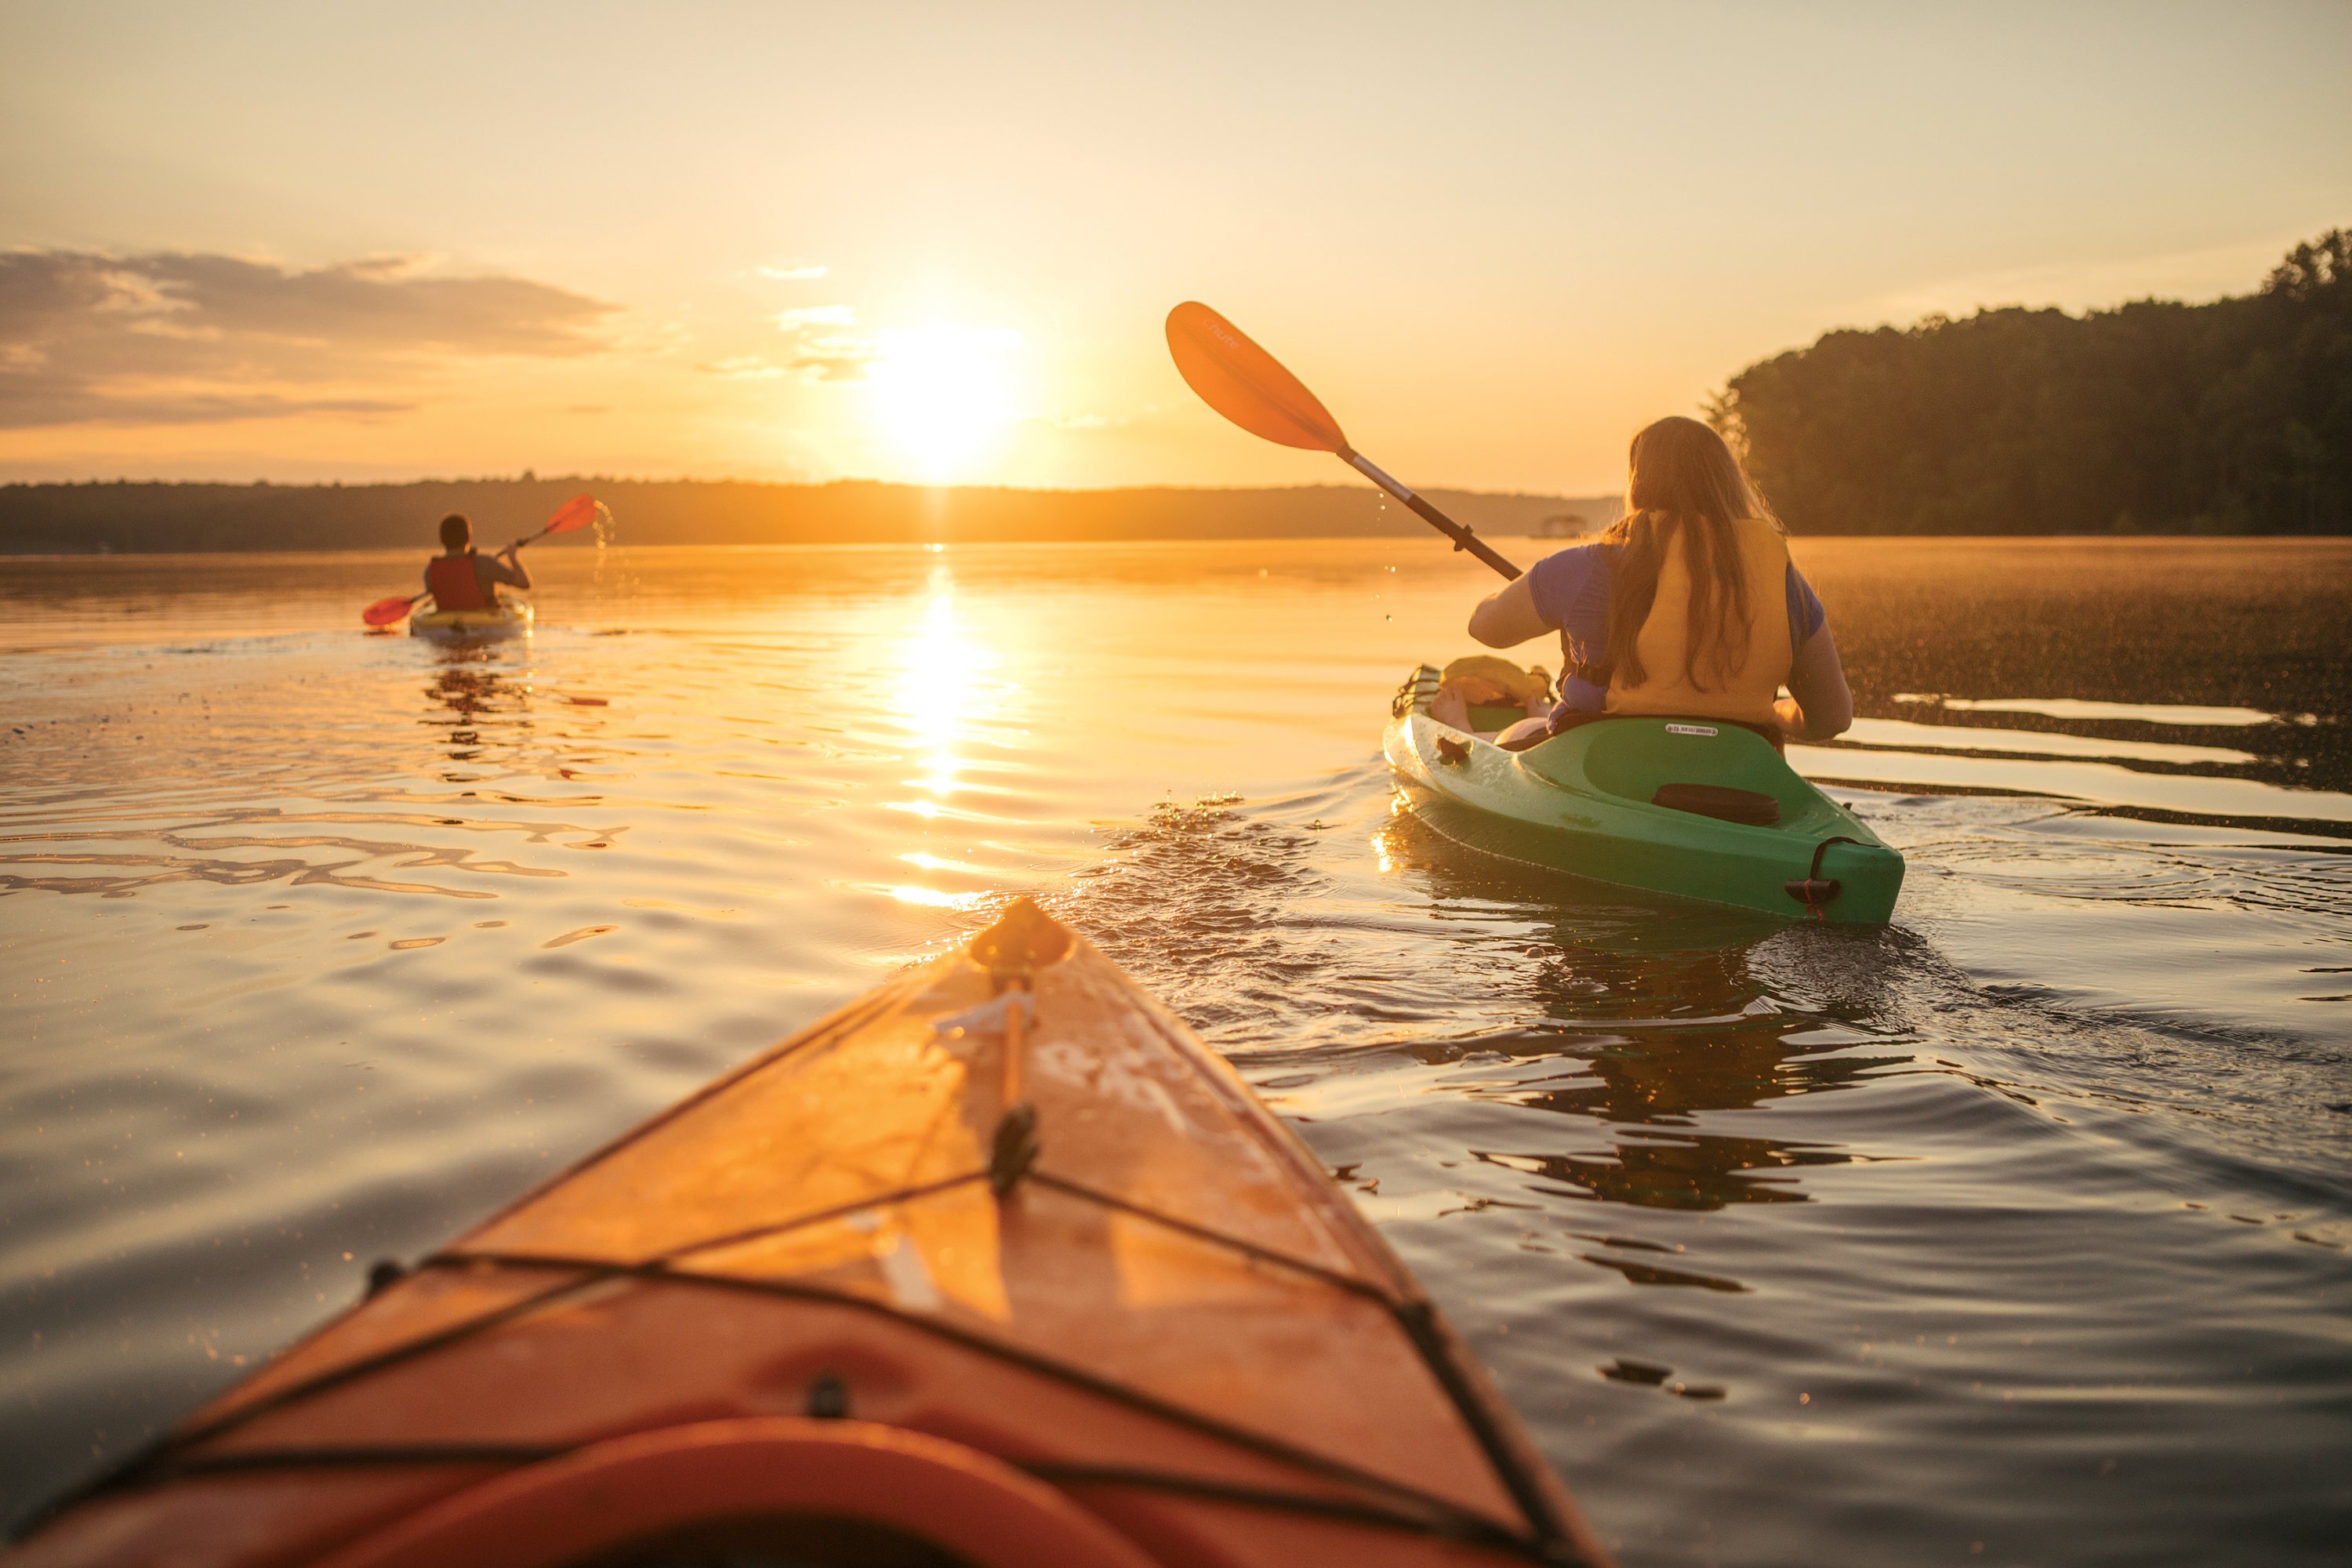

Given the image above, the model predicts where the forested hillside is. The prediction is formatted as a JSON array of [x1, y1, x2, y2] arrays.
[[0, 477, 1612, 554], [1716, 230, 2350, 534]]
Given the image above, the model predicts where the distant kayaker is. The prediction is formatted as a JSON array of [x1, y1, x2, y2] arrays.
[[423, 513, 532, 612], [1434, 416, 1853, 748]]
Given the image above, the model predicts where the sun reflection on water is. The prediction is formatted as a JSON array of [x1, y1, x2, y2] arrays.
[[902, 851, 987, 877], [896, 568, 993, 800], [881, 568, 1001, 906]]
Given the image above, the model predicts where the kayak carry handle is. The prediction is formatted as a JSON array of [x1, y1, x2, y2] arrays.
[[1786, 837, 1863, 916], [1784, 877, 1841, 908], [971, 897, 1072, 975], [805, 1370, 851, 1420]]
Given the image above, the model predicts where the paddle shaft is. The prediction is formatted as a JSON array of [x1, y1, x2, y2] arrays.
[[1339, 449, 1520, 580]]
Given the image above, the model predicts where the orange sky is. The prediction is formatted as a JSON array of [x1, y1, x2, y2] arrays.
[[2, 2, 2347, 492]]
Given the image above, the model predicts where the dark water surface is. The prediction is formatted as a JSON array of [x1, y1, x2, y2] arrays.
[[3, 537, 2348, 1566]]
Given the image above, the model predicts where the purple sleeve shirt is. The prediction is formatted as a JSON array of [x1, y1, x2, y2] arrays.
[[1524, 543, 1826, 713]]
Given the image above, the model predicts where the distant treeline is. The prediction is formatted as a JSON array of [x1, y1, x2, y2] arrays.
[[1718, 229, 2351, 534], [0, 477, 1617, 554]]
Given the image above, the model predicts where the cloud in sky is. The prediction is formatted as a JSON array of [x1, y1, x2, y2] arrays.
[[0, 250, 616, 428], [774, 305, 856, 330], [757, 303, 880, 383], [784, 339, 879, 381], [693, 302, 880, 383], [699, 354, 787, 379], [757, 263, 829, 282]]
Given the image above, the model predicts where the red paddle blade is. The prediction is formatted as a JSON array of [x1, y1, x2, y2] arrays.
[[1165, 302, 1348, 453], [362, 595, 416, 626], [545, 494, 602, 535]]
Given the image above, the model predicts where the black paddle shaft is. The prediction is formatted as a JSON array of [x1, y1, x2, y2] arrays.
[[1341, 448, 1522, 580]]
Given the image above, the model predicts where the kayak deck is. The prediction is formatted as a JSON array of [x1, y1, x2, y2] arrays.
[[18, 901, 1607, 1568], [1386, 665, 1903, 924], [411, 603, 532, 639]]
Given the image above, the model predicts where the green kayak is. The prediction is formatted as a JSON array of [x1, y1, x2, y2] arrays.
[[1383, 664, 1904, 924]]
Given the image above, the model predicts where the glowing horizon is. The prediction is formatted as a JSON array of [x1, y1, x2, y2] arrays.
[[2, 3, 2345, 494]]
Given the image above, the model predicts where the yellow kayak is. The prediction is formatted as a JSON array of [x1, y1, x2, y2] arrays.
[[411, 602, 533, 640]]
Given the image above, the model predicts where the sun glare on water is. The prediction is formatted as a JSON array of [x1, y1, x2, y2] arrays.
[[867, 325, 1022, 481], [877, 570, 999, 909]]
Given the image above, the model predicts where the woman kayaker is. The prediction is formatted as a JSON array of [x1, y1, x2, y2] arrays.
[[423, 513, 532, 611], [1432, 416, 1853, 749]]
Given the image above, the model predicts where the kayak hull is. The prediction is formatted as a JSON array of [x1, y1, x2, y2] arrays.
[[1385, 670, 1903, 924], [410, 603, 532, 640], [17, 902, 1607, 1568]]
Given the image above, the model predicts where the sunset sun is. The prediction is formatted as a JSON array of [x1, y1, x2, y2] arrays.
[[866, 325, 1021, 481]]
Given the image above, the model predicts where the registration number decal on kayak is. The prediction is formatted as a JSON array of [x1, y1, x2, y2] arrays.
[[1665, 723, 1720, 737]]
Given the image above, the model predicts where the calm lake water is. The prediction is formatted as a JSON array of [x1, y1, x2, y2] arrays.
[[3, 536, 2348, 1566]]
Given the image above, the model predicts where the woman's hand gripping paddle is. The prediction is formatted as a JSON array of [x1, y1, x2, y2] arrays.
[[361, 494, 606, 625], [1163, 303, 1520, 579]]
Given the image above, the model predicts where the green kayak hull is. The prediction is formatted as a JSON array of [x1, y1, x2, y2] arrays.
[[1383, 673, 1904, 925]]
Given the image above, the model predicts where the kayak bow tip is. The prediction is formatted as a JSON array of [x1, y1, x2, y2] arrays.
[[969, 897, 1073, 973]]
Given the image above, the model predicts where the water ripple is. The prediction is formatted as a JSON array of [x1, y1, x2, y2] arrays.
[[3, 541, 2349, 1566]]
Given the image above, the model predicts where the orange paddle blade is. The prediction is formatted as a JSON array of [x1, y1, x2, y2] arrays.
[[362, 595, 417, 626], [546, 494, 602, 534], [1166, 302, 1348, 453]]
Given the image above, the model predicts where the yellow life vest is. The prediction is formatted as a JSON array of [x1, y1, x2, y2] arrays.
[[1604, 515, 1791, 727]]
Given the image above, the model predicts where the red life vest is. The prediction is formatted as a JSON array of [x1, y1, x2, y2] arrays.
[[425, 553, 490, 611]]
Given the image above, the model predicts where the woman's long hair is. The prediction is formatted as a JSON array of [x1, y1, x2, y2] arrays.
[[1600, 416, 1779, 691]]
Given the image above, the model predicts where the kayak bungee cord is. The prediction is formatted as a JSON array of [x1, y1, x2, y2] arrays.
[[18, 902, 1613, 1568], [40, 1228, 1585, 1562]]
